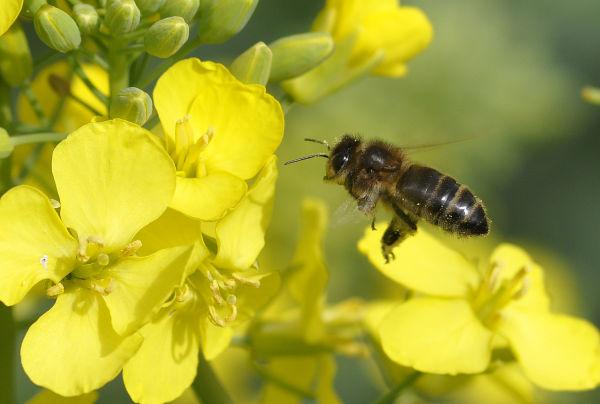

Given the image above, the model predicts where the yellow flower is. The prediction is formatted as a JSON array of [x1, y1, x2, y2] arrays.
[[251, 199, 342, 404], [0, 119, 195, 396], [359, 227, 600, 391], [282, 0, 433, 103], [153, 58, 284, 220], [122, 157, 281, 404], [0, 0, 23, 37]]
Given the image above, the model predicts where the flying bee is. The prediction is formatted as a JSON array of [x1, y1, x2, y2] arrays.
[[285, 135, 490, 262]]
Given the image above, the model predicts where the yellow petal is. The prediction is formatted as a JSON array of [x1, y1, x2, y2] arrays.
[[0, 0, 23, 36], [363, 299, 397, 340], [123, 308, 202, 404], [0, 186, 77, 305], [170, 172, 247, 221], [199, 316, 233, 361], [17, 61, 108, 132], [213, 156, 278, 270], [27, 389, 98, 404], [52, 119, 175, 251], [498, 308, 600, 390], [380, 298, 493, 374], [135, 208, 206, 255], [21, 286, 142, 396], [102, 245, 193, 335], [154, 58, 237, 140], [360, 7, 433, 77], [491, 244, 550, 312], [358, 228, 480, 297], [186, 68, 283, 180]]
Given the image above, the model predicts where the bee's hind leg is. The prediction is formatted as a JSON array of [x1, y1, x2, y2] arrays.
[[371, 216, 377, 231], [381, 211, 417, 263]]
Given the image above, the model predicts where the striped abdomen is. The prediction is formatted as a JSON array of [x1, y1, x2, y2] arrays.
[[396, 165, 489, 236]]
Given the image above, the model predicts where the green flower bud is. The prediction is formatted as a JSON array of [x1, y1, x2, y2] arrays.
[[105, 0, 141, 35], [34, 5, 81, 53], [135, 0, 166, 15], [144, 17, 189, 58], [110, 87, 153, 126], [73, 4, 99, 35], [197, 0, 258, 44], [24, 0, 47, 17], [0, 128, 14, 159], [230, 42, 272, 86], [159, 0, 199, 22], [0, 24, 33, 87], [269, 33, 334, 82]]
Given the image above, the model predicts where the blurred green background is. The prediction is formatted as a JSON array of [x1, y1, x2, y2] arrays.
[[10, 0, 600, 402]]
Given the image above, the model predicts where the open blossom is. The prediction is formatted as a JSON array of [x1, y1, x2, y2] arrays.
[[282, 0, 433, 103], [0, 119, 196, 396], [0, 0, 23, 36], [153, 58, 284, 220], [359, 227, 600, 391], [122, 157, 281, 403]]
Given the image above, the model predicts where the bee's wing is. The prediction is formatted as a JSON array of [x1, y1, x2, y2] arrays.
[[331, 199, 366, 228]]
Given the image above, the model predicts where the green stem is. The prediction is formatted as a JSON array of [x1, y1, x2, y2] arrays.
[[0, 305, 15, 404], [372, 372, 421, 404], [11, 132, 66, 146], [0, 80, 13, 130], [22, 82, 50, 128], [192, 354, 234, 404], [253, 362, 316, 400], [136, 37, 203, 89], [108, 45, 130, 107]]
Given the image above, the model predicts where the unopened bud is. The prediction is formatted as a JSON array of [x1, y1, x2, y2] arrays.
[[105, 0, 141, 35], [24, 0, 47, 16], [0, 128, 14, 159], [110, 87, 153, 126], [197, 0, 257, 44], [269, 33, 334, 82], [159, 0, 199, 22], [135, 0, 166, 15], [144, 16, 189, 58], [34, 5, 81, 53], [0, 24, 33, 87], [73, 3, 99, 35], [230, 42, 272, 86]]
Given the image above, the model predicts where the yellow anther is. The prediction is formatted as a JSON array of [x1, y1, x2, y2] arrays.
[[225, 304, 238, 323], [97, 253, 110, 266], [50, 199, 61, 209], [174, 116, 194, 165], [232, 272, 261, 288], [120, 240, 142, 257], [90, 278, 114, 296], [208, 305, 226, 327], [46, 282, 64, 297], [226, 294, 237, 306]]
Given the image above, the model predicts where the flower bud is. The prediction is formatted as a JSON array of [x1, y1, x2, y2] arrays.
[[105, 0, 141, 35], [230, 42, 272, 86], [73, 4, 99, 35], [0, 128, 14, 159], [0, 24, 33, 87], [159, 0, 199, 22], [110, 87, 153, 126], [269, 33, 334, 82], [34, 5, 81, 53], [135, 0, 166, 15], [23, 0, 47, 17], [144, 16, 189, 58], [197, 0, 258, 44]]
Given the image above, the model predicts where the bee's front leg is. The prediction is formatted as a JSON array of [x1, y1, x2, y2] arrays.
[[381, 214, 417, 263]]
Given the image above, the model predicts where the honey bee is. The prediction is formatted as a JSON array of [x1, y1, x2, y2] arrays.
[[285, 135, 490, 262]]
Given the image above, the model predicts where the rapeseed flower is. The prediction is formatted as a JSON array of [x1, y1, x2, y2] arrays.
[[0, 119, 195, 396], [359, 227, 600, 391], [0, 0, 23, 36], [282, 0, 433, 103], [153, 58, 284, 220], [122, 157, 281, 403]]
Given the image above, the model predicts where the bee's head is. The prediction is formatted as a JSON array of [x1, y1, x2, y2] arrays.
[[325, 135, 361, 183]]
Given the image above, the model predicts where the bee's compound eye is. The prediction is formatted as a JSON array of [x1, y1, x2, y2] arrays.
[[331, 152, 349, 172]]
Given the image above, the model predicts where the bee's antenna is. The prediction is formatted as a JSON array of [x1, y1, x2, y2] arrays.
[[304, 138, 330, 150], [284, 153, 329, 165]]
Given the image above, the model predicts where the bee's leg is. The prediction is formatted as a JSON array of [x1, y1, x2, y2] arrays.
[[371, 216, 377, 231], [381, 211, 417, 263]]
